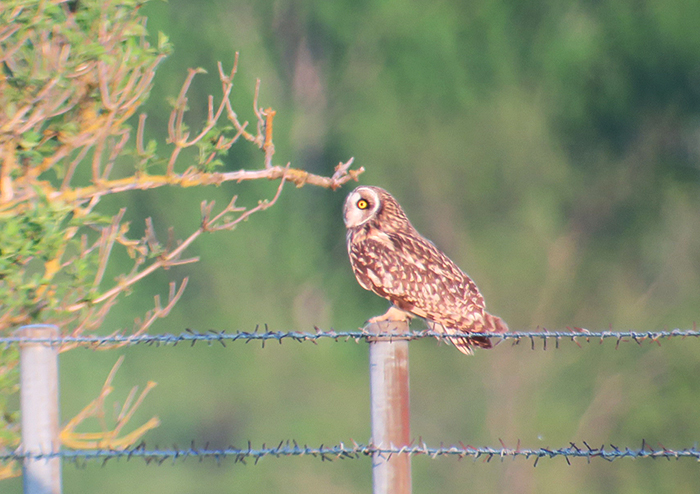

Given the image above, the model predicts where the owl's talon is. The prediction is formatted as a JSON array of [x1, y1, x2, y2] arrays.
[[367, 306, 412, 324]]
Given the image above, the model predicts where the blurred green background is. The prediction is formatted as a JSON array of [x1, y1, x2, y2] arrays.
[[9, 0, 700, 492]]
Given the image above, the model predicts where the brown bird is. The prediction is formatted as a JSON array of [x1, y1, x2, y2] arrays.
[[343, 185, 508, 355]]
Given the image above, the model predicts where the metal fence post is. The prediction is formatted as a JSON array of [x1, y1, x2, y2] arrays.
[[368, 320, 411, 494], [18, 324, 62, 494]]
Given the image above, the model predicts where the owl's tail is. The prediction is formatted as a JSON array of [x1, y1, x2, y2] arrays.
[[432, 312, 508, 355], [466, 312, 508, 351]]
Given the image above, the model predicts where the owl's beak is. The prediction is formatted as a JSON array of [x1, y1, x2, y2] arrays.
[[343, 192, 365, 228], [342, 194, 354, 228], [342, 203, 353, 228]]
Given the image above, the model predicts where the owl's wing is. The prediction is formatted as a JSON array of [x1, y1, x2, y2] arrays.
[[349, 228, 507, 353], [350, 230, 484, 321]]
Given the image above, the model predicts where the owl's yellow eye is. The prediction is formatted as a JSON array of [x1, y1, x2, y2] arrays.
[[357, 199, 369, 210]]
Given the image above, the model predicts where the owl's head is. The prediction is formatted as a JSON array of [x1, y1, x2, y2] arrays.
[[343, 186, 411, 230]]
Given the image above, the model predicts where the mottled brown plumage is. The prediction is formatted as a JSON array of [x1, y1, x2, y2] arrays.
[[343, 185, 508, 355]]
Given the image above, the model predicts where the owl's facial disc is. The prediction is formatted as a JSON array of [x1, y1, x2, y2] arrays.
[[344, 187, 380, 228]]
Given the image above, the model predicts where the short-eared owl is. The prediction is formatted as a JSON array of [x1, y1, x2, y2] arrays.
[[343, 185, 508, 355]]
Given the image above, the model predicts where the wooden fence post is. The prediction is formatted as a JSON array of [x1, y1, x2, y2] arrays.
[[18, 324, 62, 494], [368, 320, 411, 494]]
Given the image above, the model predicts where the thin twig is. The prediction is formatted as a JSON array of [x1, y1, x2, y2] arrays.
[[65, 177, 287, 312]]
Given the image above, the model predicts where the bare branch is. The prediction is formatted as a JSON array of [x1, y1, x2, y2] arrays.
[[262, 108, 276, 169], [64, 175, 287, 313], [93, 209, 127, 289], [133, 279, 189, 336], [211, 170, 287, 230], [59, 357, 160, 450]]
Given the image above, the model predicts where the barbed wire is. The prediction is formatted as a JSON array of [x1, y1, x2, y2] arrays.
[[3, 440, 698, 467], [3, 326, 700, 348]]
